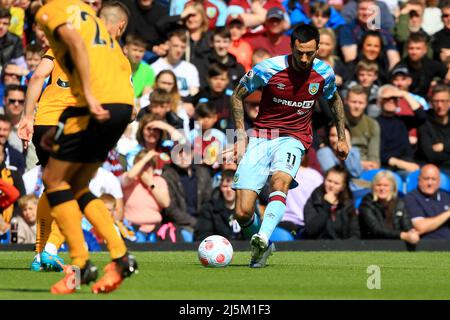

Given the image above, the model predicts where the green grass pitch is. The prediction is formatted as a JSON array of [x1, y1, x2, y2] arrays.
[[1, 251, 450, 299]]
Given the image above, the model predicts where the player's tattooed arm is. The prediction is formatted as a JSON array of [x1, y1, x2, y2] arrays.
[[329, 91, 349, 160], [329, 90, 346, 140], [229, 82, 251, 163], [231, 82, 251, 137]]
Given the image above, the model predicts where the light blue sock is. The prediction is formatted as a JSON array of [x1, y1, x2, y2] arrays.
[[259, 191, 287, 240], [240, 213, 261, 239]]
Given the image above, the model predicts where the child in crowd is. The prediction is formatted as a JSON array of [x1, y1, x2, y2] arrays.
[[197, 27, 245, 89], [123, 34, 155, 103], [17, 194, 37, 244], [251, 48, 272, 67], [189, 102, 227, 171], [343, 60, 380, 117], [100, 193, 136, 243], [24, 43, 42, 83], [194, 63, 232, 132]]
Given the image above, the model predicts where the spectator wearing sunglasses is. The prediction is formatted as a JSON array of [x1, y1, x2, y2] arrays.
[[376, 84, 422, 176], [0, 84, 27, 156]]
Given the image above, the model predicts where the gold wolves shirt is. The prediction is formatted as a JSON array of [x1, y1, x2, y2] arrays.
[[240, 55, 337, 149]]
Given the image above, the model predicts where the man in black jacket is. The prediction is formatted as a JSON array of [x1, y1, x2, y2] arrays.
[[162, 145, 212, 232], [418, 84, 450, 176], [376, 84, 424, 175], [118, 0, 186, 61], [0, 8, 24, 70], [195, 170, 245, 241]]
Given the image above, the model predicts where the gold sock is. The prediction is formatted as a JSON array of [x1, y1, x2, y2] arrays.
[[35, 193, 53, 254], [77, 189, 127, 260], [47, 187, 88, 268], [47, 220, 66, 249]]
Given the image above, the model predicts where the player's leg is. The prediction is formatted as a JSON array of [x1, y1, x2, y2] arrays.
[[40, 219, 66, 271], [250, 137, 305, 268], [31, 125, 65, 272], [42, 159, 88, 267], [232, 137, 270, 239], [42, 157, 99, 294], [70, 163, 127, 261], [76, 103, 137, 293], [235, 189, 261, 238]]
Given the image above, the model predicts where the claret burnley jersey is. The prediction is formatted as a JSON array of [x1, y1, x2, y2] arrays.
[[240, 55, 337, 149]]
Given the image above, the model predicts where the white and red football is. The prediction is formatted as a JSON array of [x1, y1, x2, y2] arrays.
[[198, 235, 233, 268]]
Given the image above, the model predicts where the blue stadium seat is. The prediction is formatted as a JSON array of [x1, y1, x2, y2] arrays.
[[269, 227, 294, 242], [181, 229, 194, 242], [405, 170, 450, 193], [360, 169, 404, 195]]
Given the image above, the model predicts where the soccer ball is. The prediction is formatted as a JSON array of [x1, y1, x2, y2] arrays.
[[198, 235, 233, 268]]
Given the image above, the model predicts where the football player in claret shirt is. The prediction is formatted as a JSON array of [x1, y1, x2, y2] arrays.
[[34, 0, 136, 294], [227, 24, 349, 268]]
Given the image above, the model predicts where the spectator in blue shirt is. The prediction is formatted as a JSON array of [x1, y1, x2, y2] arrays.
[[340, 0, 395, 31], [338, 0, 400, 68], [283, 0, 346, 32], [404, 164, 450, 239]]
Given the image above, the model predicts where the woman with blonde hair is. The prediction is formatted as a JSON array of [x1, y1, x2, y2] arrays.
[[182, 1, 211, 64], [317, 28, 348, 86], [359, 170, 420, 244]]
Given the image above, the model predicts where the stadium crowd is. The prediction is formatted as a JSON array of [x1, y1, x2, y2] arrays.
[[0, 0, 449, 249]]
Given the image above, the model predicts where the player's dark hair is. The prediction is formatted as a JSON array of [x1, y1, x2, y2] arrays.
[[208, 63, 229, 78], [195, 102, 217, 118], [5, 84, 26, 97], [0, 8, 11, 20], [212, 26, 231, 40], [290, 24, 320, 48], [125, 34, 147, 48], [311, 2, 331, 17]]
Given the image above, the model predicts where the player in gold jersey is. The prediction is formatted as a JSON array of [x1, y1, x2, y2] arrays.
[[19, 44, 73, 272], [32, 0, 136, 294], [19, 1, 131, 274]]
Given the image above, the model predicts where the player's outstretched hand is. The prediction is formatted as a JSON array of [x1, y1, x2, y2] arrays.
[[335, 139, 349, 161], [86, 95, 110, 122], [17, 116, 34, 150]]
